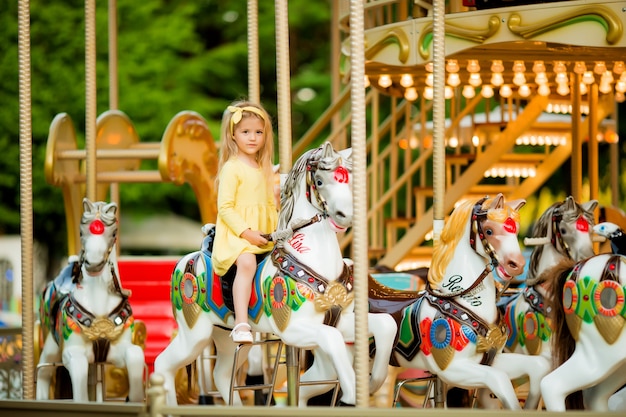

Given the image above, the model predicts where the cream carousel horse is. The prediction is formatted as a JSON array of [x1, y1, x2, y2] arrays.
[[153, 142, 396, 406], [37, 199, 145, 402], [368, 195, 551, 409], [540, 252, 626, 411]]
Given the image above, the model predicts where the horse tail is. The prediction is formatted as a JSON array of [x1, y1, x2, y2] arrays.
[[186, 361, 195, 395], [54, 366, 73, 399], [544, 258, 585, 409]]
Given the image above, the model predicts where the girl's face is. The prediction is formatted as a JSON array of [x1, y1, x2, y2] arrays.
[[232, 116, 265, 160]]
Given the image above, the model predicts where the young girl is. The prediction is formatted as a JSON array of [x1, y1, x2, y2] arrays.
[[211, 101, 278, 344]]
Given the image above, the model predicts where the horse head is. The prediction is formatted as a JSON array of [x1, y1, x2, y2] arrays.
[[428, 194, 525, 291], [525, 196, 597, 285], [279, 141, 353, 233], [79, 198, 118, 274]]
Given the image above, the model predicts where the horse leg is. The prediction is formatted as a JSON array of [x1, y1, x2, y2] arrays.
[[336, 311, 397, 395], [584, 362, 626, 411], [36, 336, 61, 400], [541, 347, 609, 411], [283, 324, 356, 405], [211, 328, 246, 405], [123, 343, 146, 402], [153, 316, 214, 406], [62, 345, 90, 402], [490, 352, 551, 410], [440, 362, 522, 410], [299, 348, 340, 406]]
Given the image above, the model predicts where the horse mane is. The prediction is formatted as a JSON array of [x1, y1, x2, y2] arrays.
[[540, 257, 585, 409], [428, 199, 476, 287], [278, 144, 346, 231], [527, 198, 596, 285]]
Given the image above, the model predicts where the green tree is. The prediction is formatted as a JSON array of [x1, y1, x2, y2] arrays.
[[0, 0, 334, 270]]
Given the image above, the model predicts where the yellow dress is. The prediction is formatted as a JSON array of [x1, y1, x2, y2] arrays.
[[211, 158, 278, 276]]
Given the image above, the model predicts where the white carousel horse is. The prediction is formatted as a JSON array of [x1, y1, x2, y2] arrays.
[[36, 198, 145, 402], [475, 197, 597, 408], [368, 195, 550, 410], [540, 253, 626, 411], [153, 142, 396, 406]]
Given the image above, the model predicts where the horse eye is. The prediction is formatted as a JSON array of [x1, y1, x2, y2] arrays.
[[485, 227, 493, 236], [560, 227, 567, 235], [316, 178, 323, 187]]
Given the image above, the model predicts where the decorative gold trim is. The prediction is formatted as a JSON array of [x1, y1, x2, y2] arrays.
[[314, 281, 354, 313], [431, 344, 454, 371], [182, 301, 202, 329], [271, 302, 291, 332], [508, 6, 623, 45], [80, 318, 124, 342], [365, 28, 410, 64], [525, 336, 542, 356], [593, 314, 625, 345], [419, 16, 501, 60], [476, 324, 507, 354]]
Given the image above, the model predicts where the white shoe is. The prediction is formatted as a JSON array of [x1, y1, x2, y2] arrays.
[[230, 323, 253, 344]]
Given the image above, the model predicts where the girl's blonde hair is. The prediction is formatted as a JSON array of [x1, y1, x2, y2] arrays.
[[217, 100, 275, 193]]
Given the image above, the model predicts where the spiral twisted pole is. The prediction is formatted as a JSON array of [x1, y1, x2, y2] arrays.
[[18, 0, 34, 399]]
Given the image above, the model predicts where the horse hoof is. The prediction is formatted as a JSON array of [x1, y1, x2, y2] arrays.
[[198, 395, 215, 405], [338, 401, 355, 407]]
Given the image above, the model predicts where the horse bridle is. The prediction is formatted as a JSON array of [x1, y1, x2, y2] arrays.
[[428, 197, 499, 299], [550, 204, 574, 260], [305, 151, 332, 219]]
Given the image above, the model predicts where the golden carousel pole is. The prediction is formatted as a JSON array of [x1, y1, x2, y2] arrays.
[[348, 0, 368, 408], [431, 0, 446, 407], [85, 0, 97, 202], [18, 0, 34, 400]]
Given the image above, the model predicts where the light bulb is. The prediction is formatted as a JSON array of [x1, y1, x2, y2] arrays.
[[468, 73, 482, 87], [466, 59, 480, 73], [555, 72, 568, 84], [447, 72, 461, 87], [491, 72, 504, 87], [481, 85, 494, 98], [535, 72, 548, 85], [615, 80, 626, 93], [444, 86, 454, 99], [613, 61, 625, 75], [425, 73, 434, 87], [599, 81, 612, 94], [364, 75, 370, 88], [574, 61, 586, 74], [538, 84, 551, 96], [378, 74, 392, 88], [532, 60, 546, 74], [557, 83, 569, 96], [553, 61, 567, 73], [594, 61, 607, 75], [446, 59, 459, 73], [425, 62, 434, 72], [500, 84, 512, 98], [400, 74, 414, 88], [404, 87, 418, 101], [513, 60, 526, 73], [579, 82, 588, 95], [582, 71, 595, 85], [491, 60, 504, 73], [462, 85, 476, 98], [423, 87, 433, 100], [518, 84, 531, 97], [513, 72, 526, 86]]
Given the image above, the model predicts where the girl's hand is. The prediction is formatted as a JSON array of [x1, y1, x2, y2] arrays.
[[241, 229, 269, 246]]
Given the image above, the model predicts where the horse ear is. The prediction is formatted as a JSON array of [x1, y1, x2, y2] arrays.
[[337, 147, 352, 162], [564, 195, 576, 211], [321, 141, 334, 157], [506, 199, 526, 212], [83, 198, 94, 213], [489, 193, 505, 209], [582, 199, 599, 214], [103, 201, 118, 216]]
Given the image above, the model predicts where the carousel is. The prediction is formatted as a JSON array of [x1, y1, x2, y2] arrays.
[[2, 0, 626, 416]]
